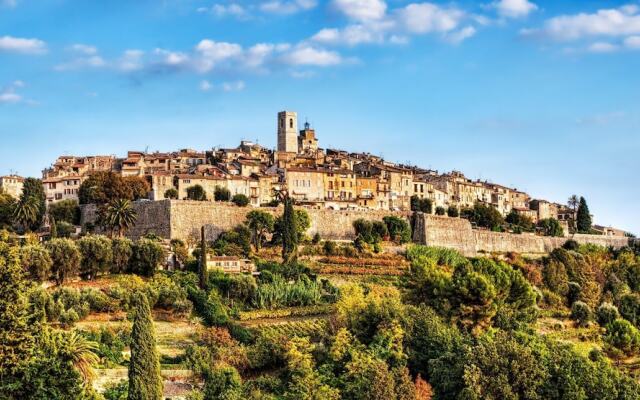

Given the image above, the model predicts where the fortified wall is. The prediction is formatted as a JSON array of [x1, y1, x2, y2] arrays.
[[81, 201, 634, 255], [412, 212, 633, 257], [80, 200, 411, 243]]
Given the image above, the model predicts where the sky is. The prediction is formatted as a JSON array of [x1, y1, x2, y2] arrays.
[[1, 0, 639, 233]]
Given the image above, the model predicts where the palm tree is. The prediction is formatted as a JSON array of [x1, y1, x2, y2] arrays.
[[12, 195, 39, 232], [62, 331, 99, 386], [103, 198, 137, 237], [568, 195, 579, 211]]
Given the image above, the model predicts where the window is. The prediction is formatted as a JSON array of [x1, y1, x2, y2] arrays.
[[289, 118, 293, 129]]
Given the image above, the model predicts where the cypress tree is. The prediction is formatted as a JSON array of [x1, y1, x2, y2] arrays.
[[281, 197, 298, 264], [199, 226, 208, 290], [49, 215, 58, 239], [576, 197, 592, 233], [128, 292, 163, 400]]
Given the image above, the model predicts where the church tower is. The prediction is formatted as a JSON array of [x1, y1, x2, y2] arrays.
[[277, 111, 298, 153]]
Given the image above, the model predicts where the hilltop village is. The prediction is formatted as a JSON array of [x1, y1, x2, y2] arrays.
[[0, 111, 626, 236]]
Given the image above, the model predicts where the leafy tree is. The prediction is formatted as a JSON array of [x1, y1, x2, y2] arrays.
[[383, 216, 411, 244], [214, 186, 231, 202], [568, 195, 579, 211], [49, 216, 58, 238], [20, 244, 53, 282], [78, 235, 113, 280], [538, 218, 564, 237], [0, 191, 15, 230], [411, 196, 433, 213], [48, 199, 80, 225], [465, 203, 504, 230], [164, 188, 178, 199], [46, 238, 81, 285], [102, 198, 137, 237], [447, 206, 459, 217], [283, 337, 339, 400], [199, 226, 208, 290], [127, 292, 163, 400], [187, 185, 207, 201], [571, 301, 592, 327], [505, 210, 535, 232], [112, 238, 133, 274], [129, 239, 165, 277], [213, 225, 252, 257], [245, 210, 275, 251], [231, 194, 250, 207], [55, 221, 76, 238], [576, 196, 592, 233], [434, 206, 445, 216], [281, 197, 298, 263], [79, 172, 149, 205]]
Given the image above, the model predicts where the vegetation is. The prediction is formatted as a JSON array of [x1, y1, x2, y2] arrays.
[[186, 185, 207, 201], [461, 202, 504, 231], [102, 198, 138, 238], [232, 193, 250, 207], [48, 199, 81, 225], [214, 186, 231, 202], [281, 196, 298, 263], [246, 210, 275, 251], [383, 215, 411, 243], [164, 188, 179, 199], [538, 218, 564, 237], [79, 172, 149, 205], [577, 196, 593, 233], [127, 292, 163, 400], [410, 195, 433, 213]]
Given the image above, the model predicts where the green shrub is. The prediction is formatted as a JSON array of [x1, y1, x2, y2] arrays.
[[130, 238, 165, 276], [571, 301, 592, 327], [231, 194, 250, 207], [597, 302, 619, 326], [605, 319, 640, 356], [383, 216, 411, 243]]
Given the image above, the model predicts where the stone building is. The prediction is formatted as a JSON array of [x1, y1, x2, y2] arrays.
[[277, 110, 298, 153], [0, 175, 24, 199], [284, 167, 325, 206], [324, 168, 357, 209], [298, 121, 319, 154], [43, 175, 83, 204]]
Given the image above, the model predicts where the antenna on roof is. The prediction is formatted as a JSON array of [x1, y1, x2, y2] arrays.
[[145, 145, 149, 154]]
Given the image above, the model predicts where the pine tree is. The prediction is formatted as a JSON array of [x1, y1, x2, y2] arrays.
[[576, 197, 592, 233], [199, 226, 208, 290], [281, 197, 298, 264], [128, 292, 163, 400]]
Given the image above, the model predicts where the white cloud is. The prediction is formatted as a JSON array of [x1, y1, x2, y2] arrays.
[[222, 80, 246, 91], [312, 24, 386, 46], [624, 35, 640, 49], [331, 0, 387, 22], [199, 3, 247, 18], [194, 40, 243, 72], [395, 3, 464, 35], [0, 35, 47, 54], [69, 44, 98, 55], [587, 41, 619, 53], [199, 80, 213, 91], [0, 81, 26, 104], [261, 0, 317, 14], [523, 5, 640, 41], [491, 0, 537, 19], [282, 45, 343, 66], [117, 50, 145, 72], [445, 26, 477, 44]]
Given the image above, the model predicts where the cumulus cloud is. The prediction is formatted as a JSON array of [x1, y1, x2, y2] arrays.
[[491, 0, 537, 19], [522, 5, 640, 41], [313, 2, 472, 47], [331, 0, 387, 22], [260, 0, 317, 14], [69, 44, 98, 55], [282, 45, 343, 66], [0, 80, 26, 104], [624, 35, 640, 49], [0, 35, 47, 54], [198, 3, 247, 18]]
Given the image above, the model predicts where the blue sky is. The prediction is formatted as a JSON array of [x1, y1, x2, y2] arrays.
[[1, 0, 639, 233]]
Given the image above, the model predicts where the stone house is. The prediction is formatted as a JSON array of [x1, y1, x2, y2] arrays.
[[43, 175, 83, 204], [207, 256, 256, 274], [284, 167, 325, 205], [0, 175, 24, 199]]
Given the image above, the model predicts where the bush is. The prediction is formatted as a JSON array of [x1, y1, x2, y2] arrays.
[[538, 218, 564, 237], [78, 235, 113, 280], [605, 319, 640, 356], [312, 232, 321, 244], [323, 240, 337, 256], [186, 185, 207, 201], [435, 206, 445, 216], [597, 302, 620, 326], [46, 238, 81, 284], [214, 186, 231, 202], [383, 216, 411, 244], [571, 301, 592, 327], [164, 188, 179, 199], [231, 194, 250, 207], [447, 206, 459, 217], [112, 237, 133, 274], [20, 244, 52, 282], [563, 240, 579, 251], [129, 238, 165, 276], [55, 221, 76, 238]]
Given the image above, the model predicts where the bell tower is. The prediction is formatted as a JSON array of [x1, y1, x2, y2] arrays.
[[277, 111, 298, 153]]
